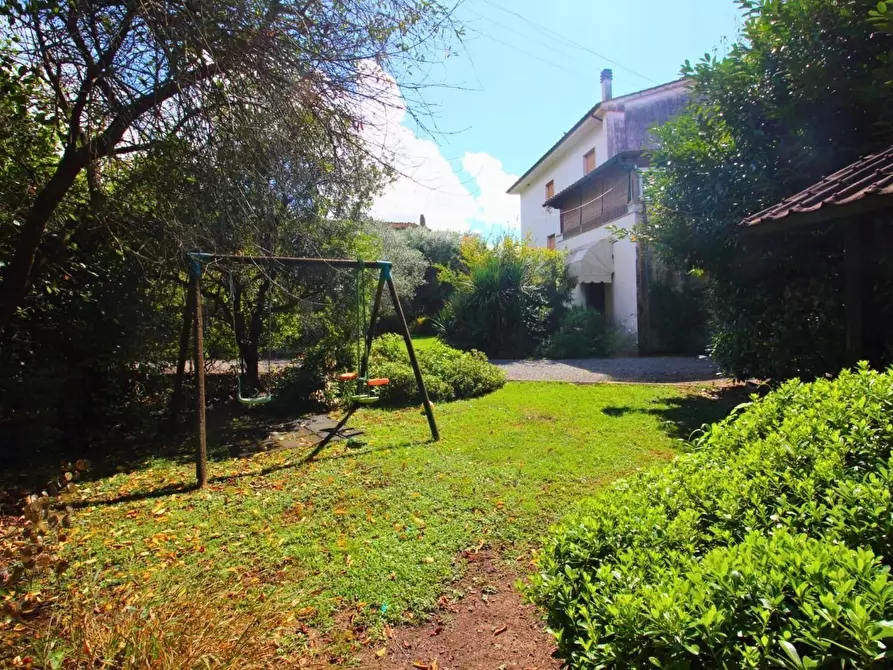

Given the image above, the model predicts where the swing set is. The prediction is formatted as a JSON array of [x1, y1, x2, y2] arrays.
[[180, 252, 439, 487]]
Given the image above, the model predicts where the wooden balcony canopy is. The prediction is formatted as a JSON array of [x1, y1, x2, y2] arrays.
[[544, 151, 646, 240]]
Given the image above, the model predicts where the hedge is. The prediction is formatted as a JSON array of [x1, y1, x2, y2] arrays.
[[531, 365, 893, 668], [369, 334, 505, 403]]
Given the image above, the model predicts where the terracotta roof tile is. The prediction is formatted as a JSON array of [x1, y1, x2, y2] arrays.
[[741, 145, 893, 228]]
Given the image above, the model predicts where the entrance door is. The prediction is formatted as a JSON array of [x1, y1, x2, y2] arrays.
[[583, 282, 607, 314]]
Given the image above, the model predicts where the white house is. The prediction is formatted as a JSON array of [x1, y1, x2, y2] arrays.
[[507, 71, 690, 350]]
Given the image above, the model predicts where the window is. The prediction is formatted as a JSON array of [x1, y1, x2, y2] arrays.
[[584, 149, 596, 174], [545, 180, 554, 199], [546, 234, 556, 250]]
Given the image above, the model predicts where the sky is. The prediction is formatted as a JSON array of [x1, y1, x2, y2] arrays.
[[368, 0, 746, 235]]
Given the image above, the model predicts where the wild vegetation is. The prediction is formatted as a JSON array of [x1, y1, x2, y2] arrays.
[[532, 365, 893, 667], [640, 0, 893, 379]]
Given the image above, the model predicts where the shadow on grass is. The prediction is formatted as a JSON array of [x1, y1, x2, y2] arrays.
[[602, 383, 763, 441], [73, 434, 434, 509]]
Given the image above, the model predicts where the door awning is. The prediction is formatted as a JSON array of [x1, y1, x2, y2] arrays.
[[567, 239, 613, 283]]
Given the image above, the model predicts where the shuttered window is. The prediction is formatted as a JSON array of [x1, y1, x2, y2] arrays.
[[584, 149, 596, 174]]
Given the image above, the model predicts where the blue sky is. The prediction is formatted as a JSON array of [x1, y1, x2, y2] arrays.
[[369, 0, 745, 233]]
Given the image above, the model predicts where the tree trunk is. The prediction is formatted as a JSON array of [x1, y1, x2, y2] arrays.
[[168, 281, 196, 432], [0, 145, 90, 331], [241, 343, 261, 391]]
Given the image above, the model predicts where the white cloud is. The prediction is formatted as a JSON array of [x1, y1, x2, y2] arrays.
[[358, 65, 519, 233]]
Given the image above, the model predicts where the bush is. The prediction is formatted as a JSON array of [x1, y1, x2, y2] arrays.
[[539, 307, 617, 359], [435, 235, 571, 358], [531, 365, 893, 667], [271, 338, 355, 409], [369, 334, 504, 403]]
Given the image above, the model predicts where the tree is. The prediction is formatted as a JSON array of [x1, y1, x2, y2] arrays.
[[150, 102, 384, 389], [640, 0, 893, 379], [0, 0, 458, 331]]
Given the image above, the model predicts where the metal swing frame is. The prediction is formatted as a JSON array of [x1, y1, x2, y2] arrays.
[[181, 252, 440, 487]]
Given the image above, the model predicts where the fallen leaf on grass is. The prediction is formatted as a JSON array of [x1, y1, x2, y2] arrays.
[[375, 648, 387, 658], [295, 606, 317, 619]]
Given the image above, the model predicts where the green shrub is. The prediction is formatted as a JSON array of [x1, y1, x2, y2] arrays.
[[539, 307, 616, 358], [435, 235, 570, 358], [271, 338, 354, 409], [531, 365, 893, 668], [369, 333, 504, 403]]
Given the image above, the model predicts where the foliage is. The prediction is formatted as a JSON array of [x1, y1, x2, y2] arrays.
[[641, 0, 893, 379], [271, 335, 356, 410], [0, 0, 459, 330], [2, 382, 702, 664], [366, 222, 429, 321], [27, 585, 287, 670], [400, 226, 463, 319], [1, 461, 85, 624], [643, 272, 710, 356], [539, 307, 619, 359], [369, 333, 505, 403], [435, 236, 571, 358], [531, 365, 893, 667], [366, 223, 462, 331]]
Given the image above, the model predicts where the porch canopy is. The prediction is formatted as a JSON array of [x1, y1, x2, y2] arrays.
[[740, 145, 893, 361], [567, 239, 614, 283]]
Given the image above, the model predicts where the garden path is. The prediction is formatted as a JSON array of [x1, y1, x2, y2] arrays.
[[492, 356, 724, 384]]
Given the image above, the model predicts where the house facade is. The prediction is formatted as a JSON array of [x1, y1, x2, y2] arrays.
[[507, 71, 690, 349]]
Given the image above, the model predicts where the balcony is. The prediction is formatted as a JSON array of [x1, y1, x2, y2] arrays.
[[543, 151, 644, 241]]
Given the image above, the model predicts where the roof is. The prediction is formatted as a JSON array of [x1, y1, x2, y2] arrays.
[[741, 145, 893, 229], [543, 150, 644, 208], [506, 79, 687, 195]]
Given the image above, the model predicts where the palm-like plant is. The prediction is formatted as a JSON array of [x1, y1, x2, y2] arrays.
[[435, 236, 570, 358]]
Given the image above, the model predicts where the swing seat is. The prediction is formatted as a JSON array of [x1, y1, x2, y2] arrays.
[[237, 392, 273, 407], [337, 372, 358, 382], [351, 394, 380, 405], [367, 378, 390, 387]]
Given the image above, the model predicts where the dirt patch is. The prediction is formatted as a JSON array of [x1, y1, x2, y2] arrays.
[[354, 551, 561, 670]]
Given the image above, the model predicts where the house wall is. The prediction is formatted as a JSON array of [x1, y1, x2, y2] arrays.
[[564, 209, 639, 337], [513, 80, 691, 349], [519, 119, 608, 247]]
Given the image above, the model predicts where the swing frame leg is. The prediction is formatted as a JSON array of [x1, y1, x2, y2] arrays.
[[385, 271, 439, 441]]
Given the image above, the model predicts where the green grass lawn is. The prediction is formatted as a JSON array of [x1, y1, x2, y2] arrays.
[[411, 334, 440, 351], [31, 382, 731, 661]]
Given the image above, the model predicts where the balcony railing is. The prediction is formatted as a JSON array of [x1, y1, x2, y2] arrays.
[[560, 169, 638, 239]]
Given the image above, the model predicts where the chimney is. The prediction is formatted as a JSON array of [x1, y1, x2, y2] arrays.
[[419, 214, 426, 228], [600, 69, 613, 102]]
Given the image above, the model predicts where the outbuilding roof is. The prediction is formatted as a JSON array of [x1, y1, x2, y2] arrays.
[[741, 145, 893, 229]]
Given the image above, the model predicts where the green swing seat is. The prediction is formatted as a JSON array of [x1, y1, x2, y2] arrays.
[[236, 377, 273, 407]]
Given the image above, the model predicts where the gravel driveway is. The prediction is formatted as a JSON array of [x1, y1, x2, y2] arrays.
[[491, 356, 724, 384]]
